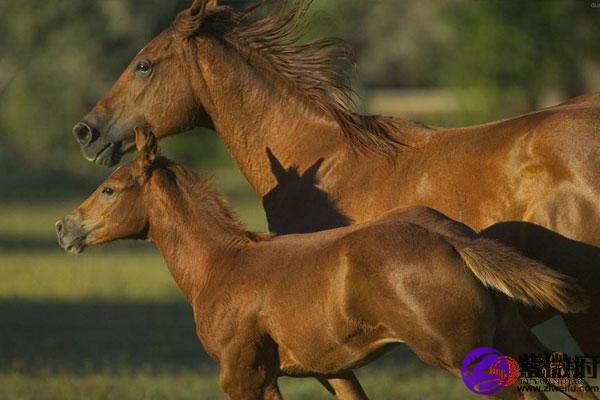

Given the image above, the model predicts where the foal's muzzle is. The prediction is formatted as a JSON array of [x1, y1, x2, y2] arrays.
[[55, 216, 88, 254]]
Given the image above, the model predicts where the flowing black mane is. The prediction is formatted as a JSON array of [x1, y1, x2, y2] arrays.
[[174, 0, 430, 156]]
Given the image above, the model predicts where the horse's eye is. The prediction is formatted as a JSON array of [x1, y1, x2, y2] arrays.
[[102, 187, 115, 197], [134, 60, 152, 76]]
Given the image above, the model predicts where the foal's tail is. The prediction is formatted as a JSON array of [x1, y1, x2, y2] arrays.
[[450, 237, 589, 314]]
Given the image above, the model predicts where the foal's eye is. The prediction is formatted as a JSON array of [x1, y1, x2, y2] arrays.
[[102, 187, 116, 197], [134, 60, 152, 76]]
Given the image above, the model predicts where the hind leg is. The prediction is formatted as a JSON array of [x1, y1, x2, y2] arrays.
[[496, 316, 598, 400], [404, 325, 547, 399], [317, 373, 369, 400], [406, 330, 534, 399]]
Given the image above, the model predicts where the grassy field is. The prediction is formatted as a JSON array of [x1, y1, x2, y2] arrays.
[[0, 169, 593, 399]]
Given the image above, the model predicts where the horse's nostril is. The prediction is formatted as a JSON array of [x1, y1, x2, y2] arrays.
[[55, 220, 64, 237], [72, 122, 95, 146]]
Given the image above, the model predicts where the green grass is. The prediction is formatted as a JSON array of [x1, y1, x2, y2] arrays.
[[0, 169, 595, 399], [0, 249, 176, 301], [0, 366, 480, 400]]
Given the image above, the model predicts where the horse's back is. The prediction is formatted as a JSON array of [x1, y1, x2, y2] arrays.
[[339, 215, 496, 359], [443, 92, 600, 141], [339, 211, 476, 290], [557, 92, 600, 107]]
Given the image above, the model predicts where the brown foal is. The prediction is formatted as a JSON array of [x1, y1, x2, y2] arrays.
[[58, 130, 595, 400]]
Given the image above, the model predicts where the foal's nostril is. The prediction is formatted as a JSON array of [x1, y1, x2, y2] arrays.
[[55, 220, 64, 238], [72, 122, 95, 146]]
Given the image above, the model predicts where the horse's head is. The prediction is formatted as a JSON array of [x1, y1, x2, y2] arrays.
[[72, 0, 221, 166], [57, 128, 160, 253]]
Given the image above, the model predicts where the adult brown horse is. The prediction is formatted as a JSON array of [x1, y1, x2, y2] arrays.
[[57, 129, 594, 400], [71, 0, 600, 392]]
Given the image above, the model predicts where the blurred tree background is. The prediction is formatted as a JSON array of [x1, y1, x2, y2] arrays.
[[1, 1, 600, 399], [1, 0, 599, 193]]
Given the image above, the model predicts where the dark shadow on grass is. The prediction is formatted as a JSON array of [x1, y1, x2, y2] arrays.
[[0, 300, 432, 375], [0, 236, 60, 251], [0, 300, 213, 372]]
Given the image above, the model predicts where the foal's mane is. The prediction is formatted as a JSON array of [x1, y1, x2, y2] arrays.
[[174, 0, 431, 157], [155, 157, 265, 242]]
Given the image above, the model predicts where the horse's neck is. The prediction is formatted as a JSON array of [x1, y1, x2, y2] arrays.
[[146, 175, 246, 302], [192, 39, 347, 197]]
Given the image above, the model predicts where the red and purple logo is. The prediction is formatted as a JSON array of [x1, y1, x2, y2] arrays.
[[461, 347, 521, 395]]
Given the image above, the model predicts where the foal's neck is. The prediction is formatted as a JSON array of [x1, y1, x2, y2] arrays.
[[191, 39, 346, 197], [146, 168, 252, 301]]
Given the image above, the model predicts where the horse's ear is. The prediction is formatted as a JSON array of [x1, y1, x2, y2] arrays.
[[175, 0, 220, 38], [189, 0, 218, 16], [134, 127, 158, 174]]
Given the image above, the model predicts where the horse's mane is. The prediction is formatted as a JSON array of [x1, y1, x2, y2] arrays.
[[174, 0, 431, 157], [154, 157, 266, 242]]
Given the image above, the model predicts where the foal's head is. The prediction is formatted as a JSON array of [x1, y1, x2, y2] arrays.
[[56, 129, 161, 253]]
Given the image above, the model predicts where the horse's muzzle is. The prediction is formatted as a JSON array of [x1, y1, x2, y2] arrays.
[[72, 119, 124, 167], [72, 121, 97, 146]]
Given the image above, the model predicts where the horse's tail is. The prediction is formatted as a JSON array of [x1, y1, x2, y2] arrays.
[[449, 237, 589, 313]]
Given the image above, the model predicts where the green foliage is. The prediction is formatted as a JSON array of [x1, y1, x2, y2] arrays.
[[0, 0, 210, 173], [310, 0, 600, 122], [437, 0, 600, 122], [310, 0, 453, 89]]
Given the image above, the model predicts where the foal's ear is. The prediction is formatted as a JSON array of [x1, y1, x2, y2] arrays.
[[134, 127, 158, 174], [189, 0, 218, 16], [135, 127, 158, 155]]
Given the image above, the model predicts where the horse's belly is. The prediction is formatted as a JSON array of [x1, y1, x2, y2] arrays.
[[277, 337, 402, 376]]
